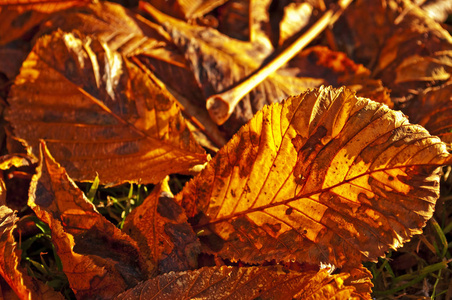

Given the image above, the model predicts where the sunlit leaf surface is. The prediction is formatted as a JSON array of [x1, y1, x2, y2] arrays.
[[116, 265, 367, 300], [178, 86, 451, 267], [6, 30, 207, 185]]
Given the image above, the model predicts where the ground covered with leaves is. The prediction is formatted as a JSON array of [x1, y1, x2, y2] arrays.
[[0, 0, 452, 299]]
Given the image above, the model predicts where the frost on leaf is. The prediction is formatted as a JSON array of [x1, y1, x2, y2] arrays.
[[178, 86, 451, 267]]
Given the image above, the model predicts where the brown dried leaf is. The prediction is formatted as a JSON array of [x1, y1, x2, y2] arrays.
[[178, 86, 451, 267], [145, 3, 321, 134], [123, 177, 201, 274], [5, 30, 207, 185], [287, 46, 392, 107], [116, 265, 368, 300], [28, 142, 149, 298], [403, 82, 452, 150], [143, 0, 228, 20], [38, 2, 173, 57], [0, 0, 90, 45], [373, 1, 452, 101], [216, 0, 273, 48], [0, 206, 65, 300]]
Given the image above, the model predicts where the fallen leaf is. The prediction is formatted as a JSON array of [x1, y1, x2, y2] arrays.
[[0, 206, 65, 300], [38, 2, 173, 58], [0, 0, 90, 45], [144, 2, 321, 133], [144, 0, 228, 20], [115, 265, 368, 299], [28, 142, 149, 298], [403, 82, 452, 150], [287, 45, 392, 107], [123, 177, 201, 275], [216, 0, 273, 48], [36, 1, 227, 148], [6, 30, 207, 185], [178, 86, 451, 267]]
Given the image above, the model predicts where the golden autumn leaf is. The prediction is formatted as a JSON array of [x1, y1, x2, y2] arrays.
[[5, 30, 207, 185], [28, 142, 149, 298], [178, 86, 452, 267], [0, 206, 65, 300], [123, 177, 201, 275], [115, 265, 369, 300]]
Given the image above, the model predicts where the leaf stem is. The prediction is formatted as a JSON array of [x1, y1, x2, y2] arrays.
[[206, 0, 354, 125]]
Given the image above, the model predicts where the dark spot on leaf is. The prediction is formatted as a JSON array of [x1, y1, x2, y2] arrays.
[[72, 227, 146, 286], [388, 175, 394, 181], [42, 111, 63, 123], [34, 181, 53, 207], [285, 207, 293, 215], [160, 223, 201, 272], [114, 143, 140, 155], [198, 230, 225, 253], [157, 195, 183, 221], [12, 10, 32, 28]]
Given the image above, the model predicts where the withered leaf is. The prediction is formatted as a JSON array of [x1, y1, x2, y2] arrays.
[[115, 265, 368, 300], [287, 46, 392, 107], [403, 82, 452, 150], [38, 2, 173, 58], [6, 30, 207, 185], [37, 1, 226, 148], [373, 0, 452, 101], [28, 142, 148, 299], [0, 206, 65, 300], [123, 177, 201, 275], [145, 0, 228, 20], [178, 86, 451, 267], [0, 0, 90, 45], [216, 0, 273, 48], [144, 3, 321, 134]]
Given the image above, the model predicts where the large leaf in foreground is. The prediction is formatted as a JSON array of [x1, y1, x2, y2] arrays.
[[178, 86, 451, 267], [116, 265, 369, 299], [28, 143, 148, 298], [6, 30, 206, 185]]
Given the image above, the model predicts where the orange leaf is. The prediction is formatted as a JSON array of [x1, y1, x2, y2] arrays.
[[28, 142, 149, 298], [116, 265, 368, 299], [403, 83, 452, 150], [0, 206, 65, 300], [5, 30, 207, 185], [178, 86, 451, 267], [123, 177, 201, 274], [0, 0, 91, 45]]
